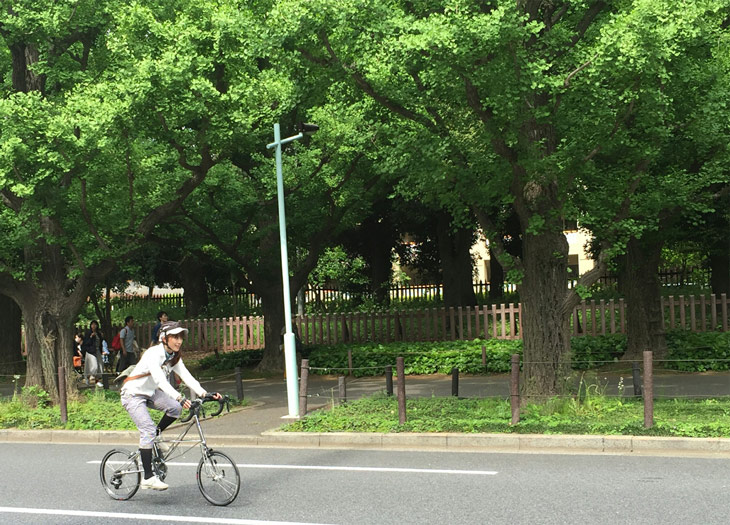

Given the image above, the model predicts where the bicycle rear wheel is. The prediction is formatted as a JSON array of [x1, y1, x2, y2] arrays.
[[100, 449, 141, 500], [196, 450, 240, 506]]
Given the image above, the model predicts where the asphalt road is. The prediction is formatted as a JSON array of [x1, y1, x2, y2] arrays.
[[1, 443, 730, 524]]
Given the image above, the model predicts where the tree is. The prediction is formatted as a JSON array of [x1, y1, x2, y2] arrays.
[[282, 0, 730, 397], [0, 0, 255, 396]]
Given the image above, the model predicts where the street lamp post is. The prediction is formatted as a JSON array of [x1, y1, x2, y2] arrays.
[[266, 122, 318, 418]]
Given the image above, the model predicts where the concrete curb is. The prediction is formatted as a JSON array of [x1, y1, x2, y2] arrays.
[[4, 428, 730, 456]]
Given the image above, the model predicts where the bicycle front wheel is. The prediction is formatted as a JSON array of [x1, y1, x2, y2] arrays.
[[197, 450, 240, 506], [100, 449, 141, 500]]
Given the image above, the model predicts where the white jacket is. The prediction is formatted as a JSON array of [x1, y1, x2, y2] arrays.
[[121, 344, 206, 401]]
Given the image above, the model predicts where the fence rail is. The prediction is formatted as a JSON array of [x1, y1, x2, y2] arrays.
[[110, 267, 710, 311], [77, 293, 729, 353]]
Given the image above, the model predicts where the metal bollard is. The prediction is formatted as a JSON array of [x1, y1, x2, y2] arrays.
[[338, 376, 347, 403], [102, 373, 110, 390], [451, 367, 459, 397], [299, 359, 309, 416], [643, 351, 653, 428], [631, 362, 642, 397], [510, 354, 520, 425], [58, 366, 67, 425], [385, 365, 393, 396], [235, 366, 244, 401], [396, 357, 406, 424]]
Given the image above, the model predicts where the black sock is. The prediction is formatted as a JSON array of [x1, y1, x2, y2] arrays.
[[140, 448, 153, 479], [156, 413, 177, 434]]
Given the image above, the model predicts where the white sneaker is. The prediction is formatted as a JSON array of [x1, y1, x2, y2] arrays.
[[95, 382, 104, 388], [140, 475, 168, 491]]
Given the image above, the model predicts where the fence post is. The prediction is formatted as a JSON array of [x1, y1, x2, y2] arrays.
[[631, 362, 642, 397], [299, 359, 309, 416], [643, 351, 653, 428], [235, 366, 244, 401], [481, 345, 486, 367], [451, 367, 459, 397], [338, 376, 347, 404], [396, 356, 406, 424], [58, 366, 67, 425], [347, 349, 353, 376], [385, 365, 393, 396], [510, 354, 520, 425]]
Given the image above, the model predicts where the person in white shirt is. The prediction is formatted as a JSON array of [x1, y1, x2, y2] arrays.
[[121, 320, 221, 491]]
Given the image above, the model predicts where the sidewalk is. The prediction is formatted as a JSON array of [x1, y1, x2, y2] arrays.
[[3, 372, 730, 455]]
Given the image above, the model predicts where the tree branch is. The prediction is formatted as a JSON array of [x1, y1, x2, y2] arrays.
[[472, 207, 525, 275], [80, 179, 109, 251], [320, 31, 437, 132], [552, 2, 606, 62]]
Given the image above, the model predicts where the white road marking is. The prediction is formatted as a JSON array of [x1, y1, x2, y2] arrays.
[[90, 460, 497, 475], [0, 506, 332, 525]]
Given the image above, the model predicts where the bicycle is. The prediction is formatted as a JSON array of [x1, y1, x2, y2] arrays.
[[99, 394, 240, 506]]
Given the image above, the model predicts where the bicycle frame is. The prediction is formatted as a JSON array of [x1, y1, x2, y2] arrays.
[[156, 409, 212, 463]]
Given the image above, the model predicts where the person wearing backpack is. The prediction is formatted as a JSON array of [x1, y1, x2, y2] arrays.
[[116, 316, 137, 373]]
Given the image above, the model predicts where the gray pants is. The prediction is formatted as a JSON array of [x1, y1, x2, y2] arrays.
[[84, 353, 103, 381], [121, 390, 182, 449]]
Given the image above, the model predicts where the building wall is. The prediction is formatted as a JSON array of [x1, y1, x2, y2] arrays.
[[471, 229, 595, 282]]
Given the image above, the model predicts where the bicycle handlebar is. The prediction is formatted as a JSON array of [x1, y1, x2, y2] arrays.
[[179, 394, 231, 423]]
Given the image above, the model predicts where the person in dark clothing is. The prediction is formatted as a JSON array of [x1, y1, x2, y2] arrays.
[[82, 320, 105, 387], [150, 311, 168, 347]]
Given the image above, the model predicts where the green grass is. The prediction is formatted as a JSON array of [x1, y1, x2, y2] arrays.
[[282, 394, 730, 437], [0, 387, 247, 430]]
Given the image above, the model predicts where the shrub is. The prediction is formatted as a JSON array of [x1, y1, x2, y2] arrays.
[[664, 331, 730, 372], [306, 339, 521, 377], [197, 349, 264, 371], [570, 334, 626, 369]]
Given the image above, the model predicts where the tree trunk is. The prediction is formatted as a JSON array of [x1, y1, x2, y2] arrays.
[[91, 285, 114, 344], [488, 249, 505, 302], [362, 218, 393, 306], [436, 212, 477, 307], [17, 290, 80, 403], [180, 255, 209, 318], [256, 283, 286, 372], [709, 251, 730, 297], [0, 294, 23, 374], [519, 229, 571, 399], [620, 235, 668, 361]]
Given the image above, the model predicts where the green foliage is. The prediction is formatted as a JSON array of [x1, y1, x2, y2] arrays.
[[284, 395, 730, 437], [17, 385, 52, 409], [305, 339, 521, 377], [663, 331, 730, 372], [197, 349, 264, 371], [570, 334, 627, 369], [0, 387, 247, 430]]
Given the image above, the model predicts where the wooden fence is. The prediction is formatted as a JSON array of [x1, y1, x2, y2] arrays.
[[110, 267, 709, 311], [86, 293, 728, 353]]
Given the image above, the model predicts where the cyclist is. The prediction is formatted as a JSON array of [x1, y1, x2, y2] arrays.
[[121, 320, 221, 491]]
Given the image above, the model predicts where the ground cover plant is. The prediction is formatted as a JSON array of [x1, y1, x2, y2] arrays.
[[0, 387, 246, 430], [282, 394, 730, 438]]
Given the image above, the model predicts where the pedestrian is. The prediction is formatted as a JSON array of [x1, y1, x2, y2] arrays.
[[121, 320, 221, 491], [150, 311, 168, 346], [82, 320, 105, 387], [116, 316, 137, 372]]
